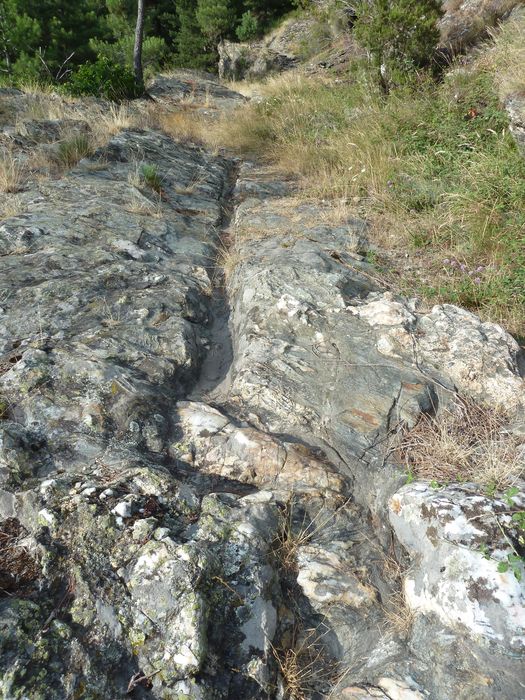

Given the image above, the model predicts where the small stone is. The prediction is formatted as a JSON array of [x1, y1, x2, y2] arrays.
[[112, 501, 132, 518], [153, 527, 170, 540], [40, 479, 56, 493]]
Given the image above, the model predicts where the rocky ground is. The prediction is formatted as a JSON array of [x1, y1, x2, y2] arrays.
[[0, 69, 524, 700]]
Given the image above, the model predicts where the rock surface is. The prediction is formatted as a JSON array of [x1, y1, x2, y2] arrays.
[[1, 73, 524, 700], [439, 0, 523, 51], [218, 39, 298, 82]]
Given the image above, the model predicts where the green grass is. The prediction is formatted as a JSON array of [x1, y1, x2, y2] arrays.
[[57, 133, 93, 169], [140, 164, 163, 193], [209, 21, 525, 336]]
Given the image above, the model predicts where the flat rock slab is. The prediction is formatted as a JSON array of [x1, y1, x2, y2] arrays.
[[221, 163, 525, 699], [148, 71, 247, 112], [0, 129, 232, 472]]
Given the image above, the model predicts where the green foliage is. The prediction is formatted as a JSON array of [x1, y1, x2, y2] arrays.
[[497, 555, 523, 581], [0, 0, 42, 80], [353, 0, 442, 86], [140, 164, 162, 193], [0, 0, 295, 80], [175, 0, 213, 70], [65, 57, 141, 100], [236, 11, 260, 41], [90, 34, 168, 78], [196, 0, 237, 41]]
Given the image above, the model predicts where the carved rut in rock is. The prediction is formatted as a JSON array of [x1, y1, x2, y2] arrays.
[[0, 76, 524, 700]]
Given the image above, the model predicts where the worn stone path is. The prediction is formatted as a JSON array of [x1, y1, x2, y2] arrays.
[[0, 74, 524, 700]]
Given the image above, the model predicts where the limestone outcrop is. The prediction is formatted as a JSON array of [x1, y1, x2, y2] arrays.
[[0, 74, 524, 699]]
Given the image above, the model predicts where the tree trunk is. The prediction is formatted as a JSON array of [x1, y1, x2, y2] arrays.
[[133, 0, 145, 92]]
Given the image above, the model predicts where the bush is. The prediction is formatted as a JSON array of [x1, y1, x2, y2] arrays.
[[90, 35, 168, 79], [353, 0, 442, 88], [236, 11, 260, 41], [65, 58, 141, 101]]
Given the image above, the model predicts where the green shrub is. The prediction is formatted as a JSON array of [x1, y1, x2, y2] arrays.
[[353, 0, 442, 88], [90, 35, 168, 79], [236, 11, 260, 41], [65, 58, 141, 101]]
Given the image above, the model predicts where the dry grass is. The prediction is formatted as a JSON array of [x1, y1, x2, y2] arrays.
[[0, 193, 24, 219], [157, 108, 208, 146], [0, 518, 41, 597], [92, 103, 135, 141], [382, 588, 415, 637], [125, 194, 164, 218], [399, 399, 524, 490], [19, 92, 74, 122], [484, 11, 525, 98], [216, 234, 252, 288], [272, 496, 347, 576], [204, 71, 392, 199], [204, 20, 525, 336], [441, 0, 522, 49], [0, 150, 26, 193], [272, 625, 339, 700]]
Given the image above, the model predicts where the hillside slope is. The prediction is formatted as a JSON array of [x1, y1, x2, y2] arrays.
[[0, 7, 524, 700]]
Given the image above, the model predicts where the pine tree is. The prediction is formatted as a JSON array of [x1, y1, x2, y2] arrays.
[[196, 0, 237, 43], [176, 0, 211, 70], [0, 0, 41, 77]]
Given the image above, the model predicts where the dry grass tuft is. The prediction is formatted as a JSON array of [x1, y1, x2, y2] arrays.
[[157, 109, 208, 146], [272, 625, 339, 700], [0, 150, 26, 193], [93, 103, 135, 141], [216, 233, 253, 288], [382, 587, 415, 637], [0, 518, 41, 597], [272, 496, 344, 576], [399, 399, 524, 490], [0, 194, 24, 219]]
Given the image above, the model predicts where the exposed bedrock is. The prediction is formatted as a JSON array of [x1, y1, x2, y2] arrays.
[[0, 80, 524, 699]]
